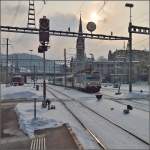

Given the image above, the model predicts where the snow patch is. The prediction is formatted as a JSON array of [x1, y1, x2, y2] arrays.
[[15, 103, 63, 137]]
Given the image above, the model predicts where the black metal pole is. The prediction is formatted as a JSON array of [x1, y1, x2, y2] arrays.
[[6, 38, 8, 84], [64, 48, 67, 87], [125, 3, 134, 93], [34, 98, 36, 120], [53, 60, 55, 84], [129, 23, 132, 92], [43, 50, 46, 101], [34, 65, 36, 87]]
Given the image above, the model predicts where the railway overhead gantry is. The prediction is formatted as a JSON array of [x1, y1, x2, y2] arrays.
[[0, 25, 129, 41]]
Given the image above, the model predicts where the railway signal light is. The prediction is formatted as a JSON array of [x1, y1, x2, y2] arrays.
[[39, 16, 49, 43], [39, 16, 49, 31], [38, 45, 48, 53], [125, 3, 134, 8]]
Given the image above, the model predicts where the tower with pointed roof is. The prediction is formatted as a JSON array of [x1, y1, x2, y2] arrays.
[[76, 15, 85, 61]]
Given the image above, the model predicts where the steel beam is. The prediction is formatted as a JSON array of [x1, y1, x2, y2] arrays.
[[130, 25, 150, 35], [0, 25, 129, 40]]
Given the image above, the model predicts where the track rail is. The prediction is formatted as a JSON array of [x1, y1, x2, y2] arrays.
[[46, 88, 107, 150], [101, 87, 149, 100], [49, 83, 149, 112], [47, 86, 149, 146], [103, 93, 149, 112]]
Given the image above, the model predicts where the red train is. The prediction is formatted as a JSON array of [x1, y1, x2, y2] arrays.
[[11, 75, 24, 86]]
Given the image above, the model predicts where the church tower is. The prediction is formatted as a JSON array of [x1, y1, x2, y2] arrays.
[[76, 15, 85, 61]]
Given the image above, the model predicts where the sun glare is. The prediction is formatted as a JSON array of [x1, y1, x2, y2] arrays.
[[90, 12, 100, 23]]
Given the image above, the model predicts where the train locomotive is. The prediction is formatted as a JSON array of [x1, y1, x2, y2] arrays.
[[50, 71, 101, 93], [73, 71, 101, 93], [11, 75, 24, 86]]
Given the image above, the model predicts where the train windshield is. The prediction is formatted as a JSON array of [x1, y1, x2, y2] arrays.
[[86, 75, 100, 81], [12, 77, 22, 82]]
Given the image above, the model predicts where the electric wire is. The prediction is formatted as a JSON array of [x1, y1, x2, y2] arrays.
[[10, 1, 21, 27], [97, 0, 107, 14]]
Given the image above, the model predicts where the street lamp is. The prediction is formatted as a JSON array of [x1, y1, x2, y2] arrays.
[[125, 3, 134, 93], [125, 3, 134, 23]]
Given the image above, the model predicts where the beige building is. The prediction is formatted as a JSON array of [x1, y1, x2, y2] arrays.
[[108, 49, 149, 82]]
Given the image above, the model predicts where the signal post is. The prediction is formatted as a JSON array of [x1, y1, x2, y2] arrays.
[[38, 16, 49, 105]]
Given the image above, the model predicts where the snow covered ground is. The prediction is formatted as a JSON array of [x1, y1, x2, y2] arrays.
[[1, 83, 149, 149], [101, 82, 149, 100], [16, 102, 99, 149], [1, 84, 40, 100], [16, 84, 149, 149], [100, 82, 149, 111], [47, 85, 149, 143], [65, 101, 148, 149], [1, 84, 51, 100]]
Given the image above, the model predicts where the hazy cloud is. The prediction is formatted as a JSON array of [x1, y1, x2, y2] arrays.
[[1, 1, 149, 60]]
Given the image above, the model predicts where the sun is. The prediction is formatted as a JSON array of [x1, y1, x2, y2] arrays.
[[90, 12, 100, 23]]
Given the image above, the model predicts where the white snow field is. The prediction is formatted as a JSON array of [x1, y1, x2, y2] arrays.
[[47, 84, 149, 140], [16, 102, 99, 150], [2, 83, 149, 149], [101, 82, 149, 100], [1, 84, 42, 100], [46, 85, 149, 149], [1, 84, 55, 100], [100, 82, 149, 111]]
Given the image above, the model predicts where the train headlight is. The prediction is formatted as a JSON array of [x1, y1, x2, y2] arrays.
[[87, 82, 90, 86]]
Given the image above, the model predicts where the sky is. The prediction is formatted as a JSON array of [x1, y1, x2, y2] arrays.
[[1, 0, 149, 60]]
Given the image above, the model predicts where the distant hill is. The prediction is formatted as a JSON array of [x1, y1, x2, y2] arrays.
[[1, 53, 64, 73], [1, 53, 42, 60]]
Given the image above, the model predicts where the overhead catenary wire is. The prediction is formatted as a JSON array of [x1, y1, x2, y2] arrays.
[[10, 1, 21, 27], [97, 0, 107, 14], [10, 1, 46, 45], [97, 1, 148, 35]]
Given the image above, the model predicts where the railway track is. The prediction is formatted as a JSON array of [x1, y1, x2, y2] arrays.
[[47, 85, 149, 147], [46, 87, 107, 150], [101, 87, 149, 100], [102, 93, 149, 112], [49, 83, 149, 112]]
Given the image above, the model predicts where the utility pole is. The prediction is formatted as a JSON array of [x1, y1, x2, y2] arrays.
[[43, 50, 46, 101], [0, 38, 11, 84], [125, 3, 134, 92], [64, 48, 67, 87], [129, 22, 133, 92], [29, 50, 33, 73], [148, 65, 150, 93], [15, 54, 19, 73], [0, 30, 2, 138], [49, 62, 51, 81], [43, 0, 46, 4], [53, 60, 55, 84], [33, 65, 36, 87], [6, 38, 9, 84], [38, 16, 49, 106]]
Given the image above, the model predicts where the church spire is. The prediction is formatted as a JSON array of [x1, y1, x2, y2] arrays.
[[76, 14, 85, 60], [79, 14, 83, 33]]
